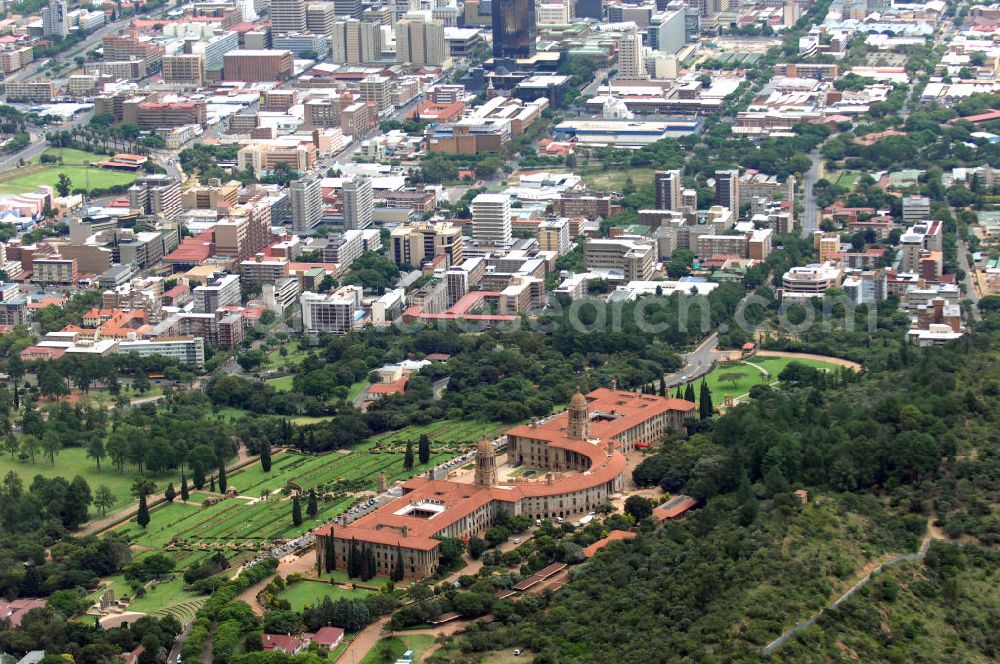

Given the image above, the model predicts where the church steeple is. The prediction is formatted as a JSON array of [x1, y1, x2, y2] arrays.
[[565, 390, 590, 440]]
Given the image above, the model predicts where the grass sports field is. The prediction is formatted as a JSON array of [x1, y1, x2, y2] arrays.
[[0, 148, 136, 194], [0, 446, 181, 512], [696, 355, 840, 403]]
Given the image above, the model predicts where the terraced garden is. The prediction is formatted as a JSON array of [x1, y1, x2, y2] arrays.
[[112, 444, 456, 570], [367, 420, 510, 449]]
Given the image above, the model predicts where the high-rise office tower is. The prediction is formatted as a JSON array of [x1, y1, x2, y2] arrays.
[[290, 177, 323, 232], [342, 175, 373, 230], [332, 0, 362, 18], [618, 28, 646, 79], [395, 15, 447, 66], [330, 19, 383, 64], [575, 0, 603, 19], [392, 0, 419, 21], [471, 193, 512, 245], [306, 2, 337, 37], [654, 169, 683, 211], [42, 0, 69, 38], [492, 0, 536, 59], [271, 0, 306, 34], [715, 169, 740, 211]]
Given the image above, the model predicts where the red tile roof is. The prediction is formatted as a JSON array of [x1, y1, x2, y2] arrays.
[[0, 598, 46, 626], [309, 626, 344, 647], [164, 229, 215, 264], [653, 495, 697, 521], [262, 634, 302, 653], [582, 530, 636, 558], [318, 390, 695, 552]]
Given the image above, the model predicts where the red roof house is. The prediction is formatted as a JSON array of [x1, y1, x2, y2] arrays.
[[262, 634, 304, 654], [309, 626, 345, 649]]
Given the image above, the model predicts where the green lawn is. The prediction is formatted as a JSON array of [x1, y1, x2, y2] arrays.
[[265, 376, 295, 392], [347, 379, 370, 402], [509, 466, 546, 478], [828, 170, 860, 192], [115, 501, 205, 548], [264, 342, 314, 371], [696, 355, 840, 403], [359, 635, 436, 664], [0, 446, 181, 513], [77, 385, 165, 405], [127, 575, 197, 615], [0, 148, 137, 194], [277, 580, 373, 611]]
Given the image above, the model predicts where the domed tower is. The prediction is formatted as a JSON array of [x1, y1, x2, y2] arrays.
[[566, 390, 590, 440], [474, 436, 497, 487]]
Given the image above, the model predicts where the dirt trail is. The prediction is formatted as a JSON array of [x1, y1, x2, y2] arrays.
[[754, 350, 863, 371]]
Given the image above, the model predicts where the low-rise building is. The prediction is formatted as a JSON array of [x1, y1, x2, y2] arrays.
[[584, 237, 655, 281]]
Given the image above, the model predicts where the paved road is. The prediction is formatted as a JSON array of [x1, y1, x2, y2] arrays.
[[956, 238, 983, 322], [6, 3, 177, 84], [657, 332, 731, 389], [800, 151, 822, 238]]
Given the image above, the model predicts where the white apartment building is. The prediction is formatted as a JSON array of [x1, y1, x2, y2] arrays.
[[471, 193, 512, 245], [193, 273, 241, 313], [262, 277, 301, 313], [291, 177, 323, 233], [300, 286, 363, 334], [780, 261, 843, 300], [342, 175, 374, 230], [118, 336, 206, 367]]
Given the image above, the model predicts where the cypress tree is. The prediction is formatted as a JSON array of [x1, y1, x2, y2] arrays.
[[298, 428, 305, 448], [218, 461, 227, 493], [261, 442, 272, 472], [210, 476, 216, 492], [699, 380, 713, 420], [418, 434, 430, 465], [292, 495, 303, 526], [180, 470, 189, 502], [404, 439, 414, 470], [358, 549, 371, 581], [325, 539, 336, 572], [348, 540, 359, 578], [164, 483, 176, 503], [684, 383, 696, 403], [137, 493, 150, 528], [307, 488, 318, 518], [392, 544, 404, 582], [193, 464, 205, 490]]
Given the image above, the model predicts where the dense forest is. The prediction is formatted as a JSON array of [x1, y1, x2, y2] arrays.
[[438, 319, 1000, 663]]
